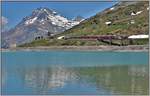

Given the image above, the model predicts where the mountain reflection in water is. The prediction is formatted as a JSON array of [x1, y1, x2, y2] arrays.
[[24, 66, 77, 93], [3, 64, 148, 95]]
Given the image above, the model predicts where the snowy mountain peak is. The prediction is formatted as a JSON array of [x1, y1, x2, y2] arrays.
[[24, 7, 60, 25], [33, 7, 57, 15], [2, 7, 83, 47], [24, 7, 82, 29]]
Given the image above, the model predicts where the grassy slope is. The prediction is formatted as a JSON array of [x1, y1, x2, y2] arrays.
[[59, 1, 149, 36], [19, 1, 149, 47]]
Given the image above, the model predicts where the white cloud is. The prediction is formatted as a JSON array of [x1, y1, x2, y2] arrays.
[[1, 16, 8, 26], [1, 16, 8, 32]]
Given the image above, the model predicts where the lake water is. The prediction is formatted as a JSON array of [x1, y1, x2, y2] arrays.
[[1, 51, 149, 95]]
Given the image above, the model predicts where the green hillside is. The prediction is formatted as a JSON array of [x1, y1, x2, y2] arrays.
[[59, 1, 149, 36], [19, 1, 149, 47]]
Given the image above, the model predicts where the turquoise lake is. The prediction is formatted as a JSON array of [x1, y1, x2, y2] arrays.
[[1, 51, 149, 95]]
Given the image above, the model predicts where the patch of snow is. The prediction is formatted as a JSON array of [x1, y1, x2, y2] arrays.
[[131, 12, 136, 16], [47, 14, 80, 28], [44, 9, 47, 12], [52, 22, 56, 25], [105, 21, 112, 25], [57, 36, 65, 39], [131, 11, 143, 16], [128, 35, 149, 39], [51, 33, 55, 36], [25, 17, 37, 25], [110, 7, 115, 10], [53, 11, 57, 14], [39, 19, 45, 23], [43, 9, 54, 17], [55, 15, 68, 23], [80, 19, 84, 22], [136, 11, 142, 15]]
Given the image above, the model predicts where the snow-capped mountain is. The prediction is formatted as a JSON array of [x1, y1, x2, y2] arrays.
[[24, 7, 80, 29], [2, 7, 83, 48]]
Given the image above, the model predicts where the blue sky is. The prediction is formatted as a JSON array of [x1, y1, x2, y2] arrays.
[[2, 1, 117, 30]]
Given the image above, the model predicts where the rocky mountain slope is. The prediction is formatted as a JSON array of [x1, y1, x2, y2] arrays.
[[2, 7, 82, 48]]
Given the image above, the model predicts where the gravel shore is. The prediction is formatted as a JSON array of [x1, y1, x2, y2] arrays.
[[1, 45, 149, 52]]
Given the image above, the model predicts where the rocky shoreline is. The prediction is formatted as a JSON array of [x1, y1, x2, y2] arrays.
[[1, 45, 149, 52]]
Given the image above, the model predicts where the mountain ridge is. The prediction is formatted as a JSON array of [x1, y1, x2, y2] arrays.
[[2, 7, 83, 48]]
